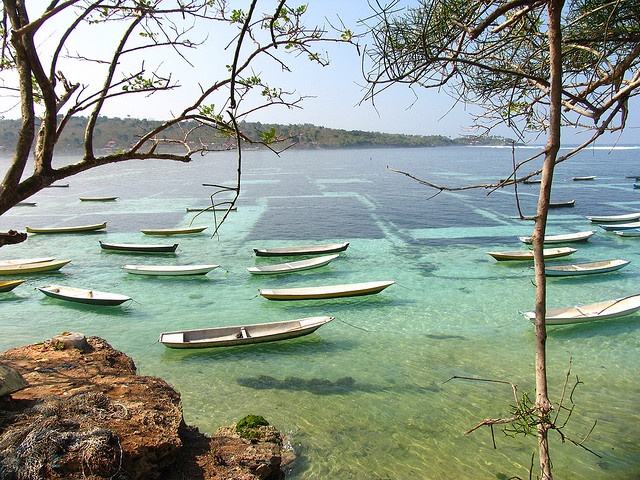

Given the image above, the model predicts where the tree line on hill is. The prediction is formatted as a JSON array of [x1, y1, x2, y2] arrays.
[[0, 117, 513, 153]]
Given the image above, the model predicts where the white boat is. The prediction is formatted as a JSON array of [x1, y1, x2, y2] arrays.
[[253, 242, 349, 257], [26, 222, 107, 233], [544, 259, 630, 276], [585, 212, 640, 223], [486, 247, 576, 261], [37, 284, 131, 306], [186, 206, 237, 212], [615, 229, 640, 237], [572, 175, 596, 181], [247, 254, 339, 275], [519, 294, 640, 325], [140, 226, 207, 235], [99, 241, 178, 253], [518, 231, 595, 244], [159, 316, 334, 349], [259, 280, 395, 300], [549, 199, 575, 208], [600, 221, 640, 231], [0, 259, 71, 275], [121, 264, 218, 276], [0, 257, 55, 266]]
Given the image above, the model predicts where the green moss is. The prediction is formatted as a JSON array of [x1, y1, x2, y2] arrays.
[[236, 414, 269, 440]]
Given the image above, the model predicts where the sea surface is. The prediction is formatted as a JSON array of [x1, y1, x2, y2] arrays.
[[1, 145, 639, 479]]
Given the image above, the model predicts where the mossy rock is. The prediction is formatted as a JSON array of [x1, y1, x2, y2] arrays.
[[236, 414, 269, 440]]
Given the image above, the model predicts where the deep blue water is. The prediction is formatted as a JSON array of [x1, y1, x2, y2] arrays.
[[1, 145, 639, 479]]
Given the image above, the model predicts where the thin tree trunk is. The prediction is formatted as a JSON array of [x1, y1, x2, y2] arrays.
[[533, 0, 565, 478]]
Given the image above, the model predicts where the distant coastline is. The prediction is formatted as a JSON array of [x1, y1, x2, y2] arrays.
[[0, 116, 514, 153]]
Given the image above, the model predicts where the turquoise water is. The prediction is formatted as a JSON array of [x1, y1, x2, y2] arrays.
[[1, 146, 640, 479]]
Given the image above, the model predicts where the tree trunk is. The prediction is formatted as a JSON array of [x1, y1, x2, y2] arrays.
[[533, 1, 565, 478]]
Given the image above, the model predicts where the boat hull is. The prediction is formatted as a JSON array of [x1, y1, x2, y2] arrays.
[[253, 242, 349, 257], [520, 294, 640, 325], [259, 280, 395, 300], [26, 222, 107, 233], [121, 264, 218, 276], [140, 227, 207, 235], [486, 247, 576, 261], [0, 279, 26, 292], [544, 259, 630, 276], [586, 212, 640, 223], [247, 254, 339, 275], [99, 241, 178, 253], [518, 231, 595, 244], [159, 317, 333, 348], [615, 229, 640, 237], [37, 285, 131, 306], [0, 259, 71, 275]]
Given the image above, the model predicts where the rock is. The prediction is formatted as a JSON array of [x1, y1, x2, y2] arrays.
[[50, 331, 93, 353], [0, 361, 28, 396], [0, 335, 286, 479]]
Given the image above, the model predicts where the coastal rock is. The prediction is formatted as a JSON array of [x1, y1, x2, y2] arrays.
[[0, 334, 285, 479]]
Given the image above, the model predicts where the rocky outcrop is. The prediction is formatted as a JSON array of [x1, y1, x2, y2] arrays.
[[0, 333, 285, 479]]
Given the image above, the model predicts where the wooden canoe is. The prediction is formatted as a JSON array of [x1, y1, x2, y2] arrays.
[[572, 175, 596, 181], [0, 259, 71, 275], [26, 222, 107, 233], [99, 241, 178, 253], [37, 284, 131, 306], [79, 196, 118, 201], [140, 226, 207, 235], [486, 247, 576, 261], [159, 316, 334, 349], [259, 280, 395, 300], [253, 242, 349, 257], [519, 294, 640, 325], [0, 257, 55, 266], [121, 264, 218, 276], [549, 199, 575, 208], [600, 221, 640, 231], [614, 229, 640, 237], [0, 279, 26, 292], [247, 254, 339, 275], [518, 231, 595, 244], [585, 212, 640, 223], [544, 259, 630, 277]]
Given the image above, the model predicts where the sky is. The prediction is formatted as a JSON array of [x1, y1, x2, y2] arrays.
[[3, 0, 639, 145]]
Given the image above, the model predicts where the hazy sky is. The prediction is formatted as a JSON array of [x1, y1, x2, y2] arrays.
[[5, 1, 639, 145]]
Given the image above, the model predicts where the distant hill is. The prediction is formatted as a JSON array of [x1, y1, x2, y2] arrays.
[[0, 117, 513, 153]]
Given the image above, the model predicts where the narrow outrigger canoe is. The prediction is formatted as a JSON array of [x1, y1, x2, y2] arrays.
[[186, 206, 237, 212], [247, 254, 339, 275], [26, 222, 107, 233], [159, 316, 334, 349], [253, 242, 349, 257], [79, 196, 118, 201], [0, 279, 26, 292], [518, 231, 595, 244], [486, 247, 576, 261], [600, 221, 640, 231], [141, 226, 208, 235], [259, 280, 395, 300], [585, 212, 640, 223], [572, 175, 596, 181], [99, 241, 178, 253], [121, 264, 218, 276], [0, 257, 55, 266], [0, 259, 71, 275], [37, 284, 131, 306], [615, 229, 640, 237], [544, 259, 630, 277], [519, 294, 640, 325], [549, 199, 575, 208]]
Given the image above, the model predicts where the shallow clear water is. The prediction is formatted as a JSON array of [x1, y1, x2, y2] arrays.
[[1, 146, 640, 479]]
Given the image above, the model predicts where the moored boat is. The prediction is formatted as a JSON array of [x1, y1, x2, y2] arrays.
[[586, 212, 640, 223], [253, 242, 349, 257], [0, 279, 26, 292], [159, 316, 334, 349], [544, 259, 630, 276], [121, 264, 218, 276], [26, 222, 107, 233], [614, 229, 640, 237], [518, 231, 595, 244], [259, 280, 395, 300], [99, 241, 178, 253], [0, 259, 71, 275], [572, 175, 596, 181], [600, 221, 640, 231], [486, 247, 576, 261], [519, 294, 640, 325], [37, 284, 131, 306], [247, 254, 339, 275], [140, 226, 208, 235], [549, 199, 576, 208], [0, 257, 55, 266], [79, 196, 118, 201], [186, 206, 237, 212]]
